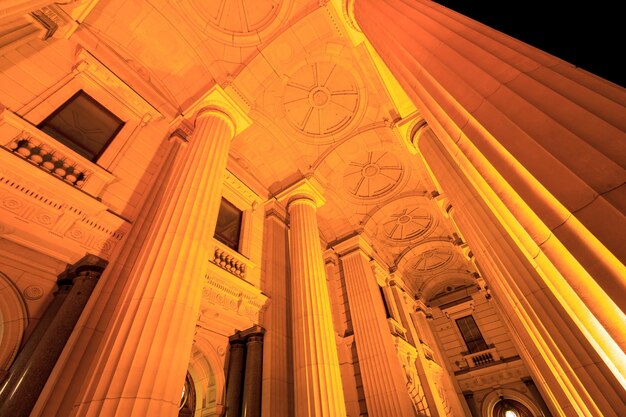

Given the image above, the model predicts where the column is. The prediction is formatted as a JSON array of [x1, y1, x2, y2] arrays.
[[354, 2, 626, 398], [260, 203, 294, 417], [71, 101, 241, 417], [36, 126, 187, 417], [0, 272, 71, 383], [0, 255, 107, 417], [334, 235, 416, 416], [242, 330, 264, 417], [226, 337, 246, 417], [415, 126, 624, 417], [463, 391, 480, 417], [354, 0, 626, 313], [522, 377, 553, 417], [276, 178, 347, 417]]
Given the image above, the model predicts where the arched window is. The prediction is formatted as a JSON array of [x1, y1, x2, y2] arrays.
[[493, 397, 533, 417]]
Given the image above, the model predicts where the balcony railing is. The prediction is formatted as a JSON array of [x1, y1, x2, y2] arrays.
[[462, 346, 500, 368], [0, 110, 114, 197], [209, 239, 255, 280]]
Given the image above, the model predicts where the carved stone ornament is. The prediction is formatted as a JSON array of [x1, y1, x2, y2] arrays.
[[284, 61, 361, 139]]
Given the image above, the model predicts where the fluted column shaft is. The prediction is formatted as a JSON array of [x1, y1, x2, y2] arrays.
[[355, 0, 625, 376], [72, 110, 235, 417], [338, 248, 416, 417], [417, 128, 624, 417], [36, 133, 185, 417], [287, 197, 346, 417], [0, 256, 107, 417], [355, 1, 626, 311]]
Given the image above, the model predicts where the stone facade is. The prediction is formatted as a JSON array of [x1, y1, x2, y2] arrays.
[[0, 1, 624, 417]]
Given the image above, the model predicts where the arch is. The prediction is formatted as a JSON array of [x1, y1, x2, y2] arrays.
[[481, 388, 543, 417], [0, 271, 28, 376], [188, 334, 227, 417]]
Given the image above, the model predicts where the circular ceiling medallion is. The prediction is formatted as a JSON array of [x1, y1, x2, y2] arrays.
[[383, 207, 432, 241], [186, 0, 290, 46], [207, 0, 280, 34], [284, 62, 360, 138], [411, 249, 453, 272], [343, 150, 403, 200]]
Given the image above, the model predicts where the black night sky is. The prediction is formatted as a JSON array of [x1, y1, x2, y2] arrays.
[[434, 1, 624, 88]]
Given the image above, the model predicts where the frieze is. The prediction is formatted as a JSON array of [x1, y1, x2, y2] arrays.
[[203, 273, 267, 321], [74, 49, 162, 121]]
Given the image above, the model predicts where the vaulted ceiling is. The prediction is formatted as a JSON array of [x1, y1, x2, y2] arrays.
[[84, 0, 479, 301]]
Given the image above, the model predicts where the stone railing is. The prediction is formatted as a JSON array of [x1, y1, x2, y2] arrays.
[[0, 110, 114, 197], [210, 239, 255, 280], [463, 346, 500, 368], [8, 136, 90, 187]]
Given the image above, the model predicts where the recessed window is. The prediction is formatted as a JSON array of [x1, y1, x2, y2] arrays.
[[455, 315, 488, 353], [214, 198, 243, 251], [38, 91, 125, 162]]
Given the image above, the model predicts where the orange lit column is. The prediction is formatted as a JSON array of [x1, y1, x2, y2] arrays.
[[277, 179, 347, 417], [72, 106, 237, 417], [416, 126, 624, 417], [34, 124, 188, 417], [333, 236, 416, 416], [355, 0, 626, 380]]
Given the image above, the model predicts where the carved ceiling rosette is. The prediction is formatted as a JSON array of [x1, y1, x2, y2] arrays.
[[410, 248, 454, 273], [283, 61, 363, 142], [342, 150, 404, 201], [184, 0, 293, 46], [382, 207, 431, 241]]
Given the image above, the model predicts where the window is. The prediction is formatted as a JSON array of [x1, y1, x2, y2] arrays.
[[455, 315, 488, 353], [38, 90, 125, 162], [379, 286, 392, 319], [214, 198, 243, 251]]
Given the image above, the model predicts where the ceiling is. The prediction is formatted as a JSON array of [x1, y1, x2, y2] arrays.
[[83, 0, 479, 301]]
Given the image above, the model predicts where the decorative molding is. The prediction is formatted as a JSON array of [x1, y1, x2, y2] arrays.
[[275, 177, 326, 208], [342, 150, 404, 200], [0, 109, 116, 198], [180, 0, 293, 47], [223, 169, 261, 208], [182, 85, 252, 136], [0, 158, 129, 260], [23, 285, 44, 300], [74, 49, 163, 122], [209, 239, 256, 280], [456, 360, 526, 392], [202, 270, 268, 321], [283, 61, 361, 138]]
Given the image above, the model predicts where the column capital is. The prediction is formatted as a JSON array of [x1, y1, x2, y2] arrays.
[[275, 177, 325, 208], [182, 85, 252, 136], [58, 254, 108, 284], [331, 233, 373, 257]]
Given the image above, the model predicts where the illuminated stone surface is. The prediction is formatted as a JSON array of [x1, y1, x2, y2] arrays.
[[0, 1, 623, 417]]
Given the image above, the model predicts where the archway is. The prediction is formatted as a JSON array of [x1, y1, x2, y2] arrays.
[[0, 271, 28, 380]]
